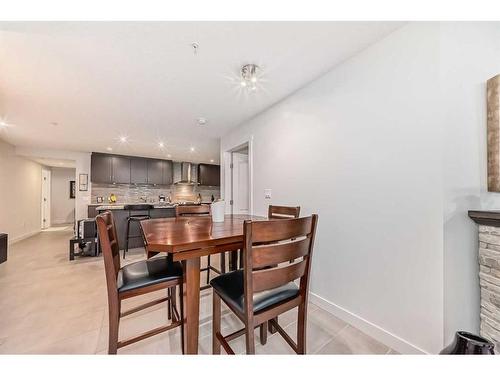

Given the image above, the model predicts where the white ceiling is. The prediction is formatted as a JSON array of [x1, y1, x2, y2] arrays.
[[0, 22, 403, 163], [30, 157, 76, 168]]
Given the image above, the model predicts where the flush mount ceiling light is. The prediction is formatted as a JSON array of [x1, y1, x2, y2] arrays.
[[240, 64, 260, 91]]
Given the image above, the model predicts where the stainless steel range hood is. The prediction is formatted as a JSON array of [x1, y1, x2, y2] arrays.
[[174, 162, 197, 185]]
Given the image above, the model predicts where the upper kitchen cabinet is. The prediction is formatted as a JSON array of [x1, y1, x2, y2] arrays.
[[162, 160, 173, 185], [91, 153, 112, 183], [131, 157, 148, 184], [198, 163, 220, 186], [147, 159, 164, 185], [111, 155, 131, 184], [91, 153, 130, 184], [91, 152, 174, 185]]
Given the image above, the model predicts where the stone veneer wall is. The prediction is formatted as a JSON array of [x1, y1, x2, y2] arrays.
[[478, 225, 500, 351]]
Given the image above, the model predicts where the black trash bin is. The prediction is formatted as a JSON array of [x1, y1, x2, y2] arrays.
[[440, 331, 495, 354]]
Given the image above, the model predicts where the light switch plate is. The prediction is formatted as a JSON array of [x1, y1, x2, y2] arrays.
[[264, 189, 272, 199]]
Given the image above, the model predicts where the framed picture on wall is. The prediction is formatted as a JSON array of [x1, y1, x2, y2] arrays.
[[79, 173, 88, 191], [70, 181, 76, 199]]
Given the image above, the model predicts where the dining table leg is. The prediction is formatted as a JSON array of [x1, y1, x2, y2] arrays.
[[182, 257, 201, 354]]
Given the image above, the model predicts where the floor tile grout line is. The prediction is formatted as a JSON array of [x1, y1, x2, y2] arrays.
[[311, 323, 350, 354]]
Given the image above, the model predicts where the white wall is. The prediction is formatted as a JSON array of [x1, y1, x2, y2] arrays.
[[15, 147, 91, 222], [0, 138, 42, 243], [222, 23, 444, 353], [50, 167, 76, 225], [440, 22, 500, 347]]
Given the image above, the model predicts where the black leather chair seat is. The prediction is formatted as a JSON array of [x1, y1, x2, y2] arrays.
[[210, 270, 299, 314], [117, 256, 182, 293]]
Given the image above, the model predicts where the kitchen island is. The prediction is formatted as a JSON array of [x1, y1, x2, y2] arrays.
[[95, 204, 177, 250]]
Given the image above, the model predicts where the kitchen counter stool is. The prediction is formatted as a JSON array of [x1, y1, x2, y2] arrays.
[[123, 204, 153, 259]]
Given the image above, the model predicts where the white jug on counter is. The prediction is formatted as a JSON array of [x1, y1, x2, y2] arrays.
[[211, 200, 225, 222]]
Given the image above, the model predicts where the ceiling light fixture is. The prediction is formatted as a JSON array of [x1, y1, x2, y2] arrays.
[[106, 147, 113, 151], [191, 42, 199, 55], [197, 117, 207, 126], [240, 64, 260, 92], [210, 159, 214, 163], [190, 147, 195, 152], [119, 136, 128, 143], [0, 120, 8, 128], [158, 142, 165, 148], [167, 154, 172, 158]]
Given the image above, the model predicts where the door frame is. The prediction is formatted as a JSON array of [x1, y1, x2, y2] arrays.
[[222, 136, 253, 215], [41, 168, 51, 229]]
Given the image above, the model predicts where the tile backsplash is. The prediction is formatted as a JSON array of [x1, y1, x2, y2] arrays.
[[91, 183, 220, 204]]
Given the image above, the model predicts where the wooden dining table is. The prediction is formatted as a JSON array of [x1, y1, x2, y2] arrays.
[[140, 214, 267, 354]]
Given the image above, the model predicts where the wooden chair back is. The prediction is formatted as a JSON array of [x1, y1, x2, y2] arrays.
[[268, 205, 301, 219], [242, 214, 318, 311], [176, 204, 211, 217], [96, 211, 121, 294]]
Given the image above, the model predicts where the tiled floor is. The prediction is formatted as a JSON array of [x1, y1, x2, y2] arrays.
[[0, 228, 394, 354]]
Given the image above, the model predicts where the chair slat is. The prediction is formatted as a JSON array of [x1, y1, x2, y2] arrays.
[[250, 216, 313, 243], [252, 237, 310, 268], [268, 205, 300, 219], [252, 260, 307, 292]]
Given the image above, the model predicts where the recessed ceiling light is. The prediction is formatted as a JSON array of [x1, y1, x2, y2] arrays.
[[106, 147, 113, 151], [167, 154, 172, 158], [210, 159, 214, 163], [119, 136, 128, 143], [0, 120, 7, 127], [190, 147, 195, 152], [158, 142, 165, 148], [51, 122, 59, 127], [197, 117, 207, 126]]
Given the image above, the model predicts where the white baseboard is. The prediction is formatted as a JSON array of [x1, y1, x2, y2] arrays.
[[9, 230, 41, 245], [309, 292, 428, 354]]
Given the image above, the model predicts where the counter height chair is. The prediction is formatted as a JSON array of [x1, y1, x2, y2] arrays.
[[211, 214, 318, 354], [96, 211, 184, 354], [123, 204, 153, 259], [175, 205, 225, 289]]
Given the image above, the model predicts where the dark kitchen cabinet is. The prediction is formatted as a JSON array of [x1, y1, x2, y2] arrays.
[[131, 158, 148, 184], [147, 159, 164, 185], [147, 159, 173, 185], [162, 160, 173, 185], [198, 163, 220, 186], [111, 156, 131, 184], [91, 152, 174, 186], [91, 153, 112, 183]]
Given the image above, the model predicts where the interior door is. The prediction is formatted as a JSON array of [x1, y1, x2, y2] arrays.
[[41, 169, 51, 229], [231, 152, 249, 214]]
